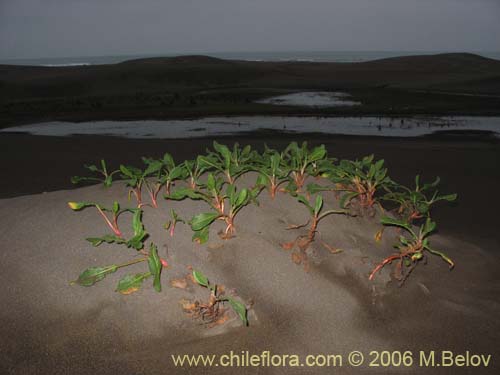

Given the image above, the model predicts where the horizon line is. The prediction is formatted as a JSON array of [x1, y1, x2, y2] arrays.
[[2, 49, 500, 62]]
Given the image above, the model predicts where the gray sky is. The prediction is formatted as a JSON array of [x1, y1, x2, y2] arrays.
[[1, 0, 499, 59]]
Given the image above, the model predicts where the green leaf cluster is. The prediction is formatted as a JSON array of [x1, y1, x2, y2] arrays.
[[86, 208, 147, 250], [380, 216, 454, 270], [73, 243, 163, 295], [203, 141, 258, 184], [69, 140, 459, 323], [321, 155, 391, 208], [383, 175, 457, 223], [282, 142, 328, 192], [71, 159, 118, 188]]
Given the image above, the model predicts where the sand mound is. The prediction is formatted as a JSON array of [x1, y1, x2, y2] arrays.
[[1, 178, 499, 374]]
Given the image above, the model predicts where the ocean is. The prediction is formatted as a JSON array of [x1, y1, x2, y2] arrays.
[[1, 50, 500, 67]]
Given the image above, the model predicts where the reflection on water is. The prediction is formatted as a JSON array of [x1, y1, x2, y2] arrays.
[[1, 116, 499, 139], [255, 92, 361, 107]]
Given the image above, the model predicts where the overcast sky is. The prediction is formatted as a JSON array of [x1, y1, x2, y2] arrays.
[[1, 0, 499, 59]]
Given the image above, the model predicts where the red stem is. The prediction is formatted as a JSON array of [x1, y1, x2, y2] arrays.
[[149, 186, 160, 208], [224, 216, 235, 236], [132, 188, 142, 207], [294, 172, 306, 191], [369, 254, 402, 280], [96, 206, 122, 237], [308, 216, 318, 242], [270, 182, 277, 199], [409, 211, 423, 221]]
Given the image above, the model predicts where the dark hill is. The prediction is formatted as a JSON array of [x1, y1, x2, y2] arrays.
[[1, 53, 500, 125], [1, 53, 500, 97]]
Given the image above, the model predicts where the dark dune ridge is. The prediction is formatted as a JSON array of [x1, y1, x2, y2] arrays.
[[1, 53, 500, 126]]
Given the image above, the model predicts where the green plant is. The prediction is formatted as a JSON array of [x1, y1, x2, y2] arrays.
[[383, 176, 457, 224], [214, 183, 253, 239], [164, 208, 184, 237], [299, 193, 348, 244], [169, 173, 226, 243], [369, 217, 454, 284], [183, 269, 248, 326], [283, 142, 326, 193], [120, 161, 179, 208], [68, 201, 148, 250], [326, 155, 391, 210], [87, 209, 148, 250], [71, 159, 118, 188], [66, 140, 460, 328], [72, 243, 163, 294], [255, 149, 290, 199], [119, 164, 147, 207], [200, 142, 256, 184], [170, 173, 257, 243], [71, 258, 147, 286], [138, 159, 163, 207], [68, 201, 125, 237], [143, 153, 187, 202], [282, 190, 347, 265], [183, 156, 213, 190]]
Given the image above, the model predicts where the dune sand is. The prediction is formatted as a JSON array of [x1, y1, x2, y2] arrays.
[[1, 172, 499, 374]]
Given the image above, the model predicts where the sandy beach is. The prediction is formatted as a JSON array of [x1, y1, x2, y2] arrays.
[[0, 131, 499, 374]]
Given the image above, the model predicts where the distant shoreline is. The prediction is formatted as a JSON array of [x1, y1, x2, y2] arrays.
[[3, 50, 500, 67]]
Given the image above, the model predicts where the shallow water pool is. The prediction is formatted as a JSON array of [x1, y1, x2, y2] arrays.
[[2, 116, 500, 139], [255, 92, 361, 107]]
